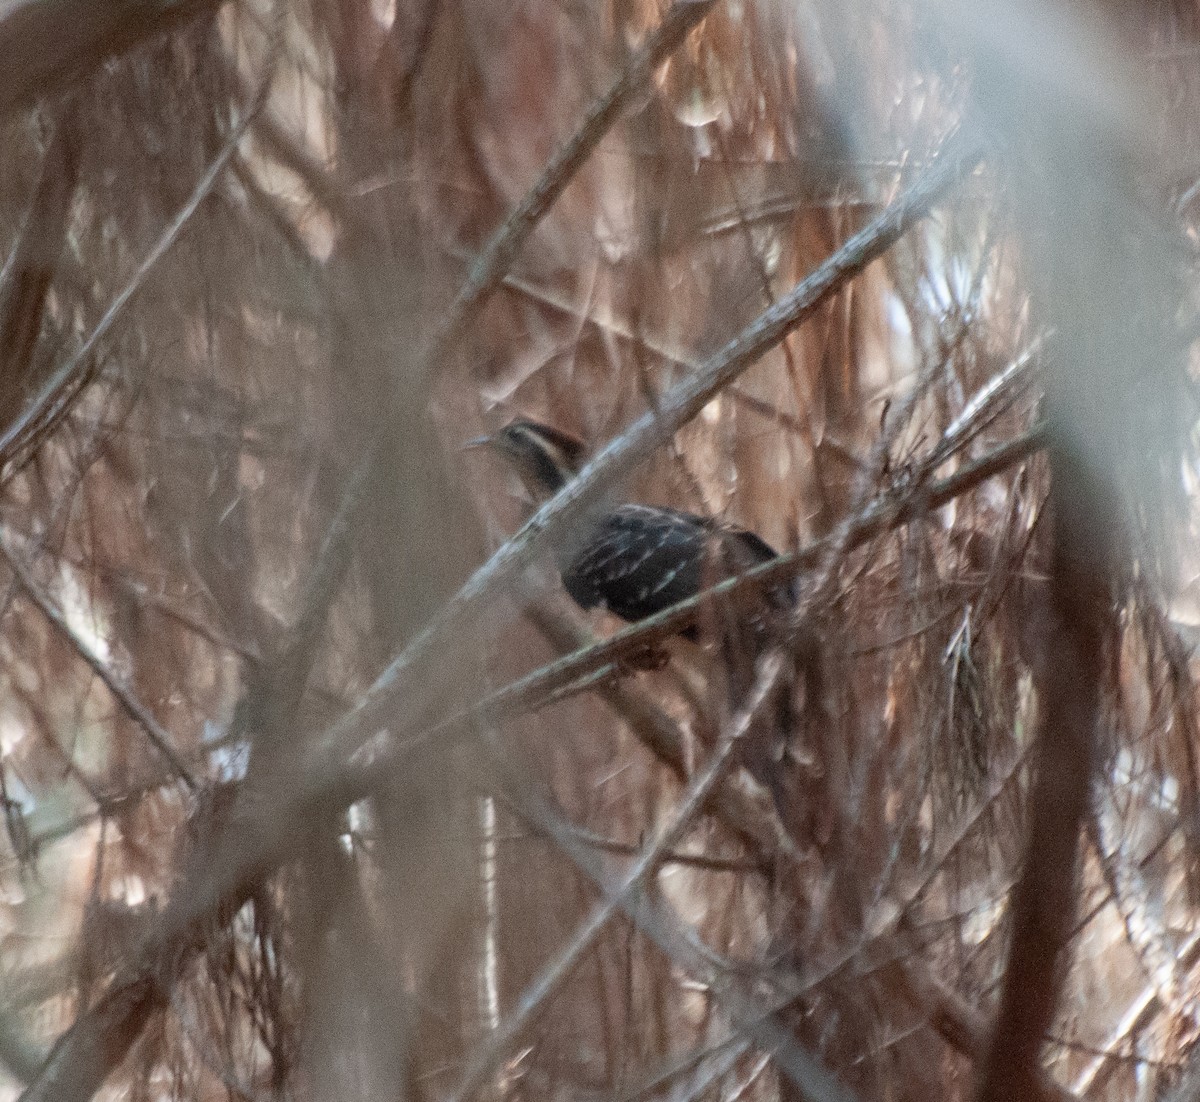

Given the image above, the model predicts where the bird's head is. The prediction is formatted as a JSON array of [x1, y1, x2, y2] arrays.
[[466, 420, 589, 499]]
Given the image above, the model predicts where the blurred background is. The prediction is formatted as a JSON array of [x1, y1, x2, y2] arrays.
[[1, 0, 1200, 1100]]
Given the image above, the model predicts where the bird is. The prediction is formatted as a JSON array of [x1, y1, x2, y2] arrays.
[[468, 418, 804, 813], [466, 419, 794, 637]]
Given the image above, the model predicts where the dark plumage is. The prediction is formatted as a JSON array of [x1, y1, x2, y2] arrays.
[[563, 504, 785, 636], [471, 419, 791, 633]]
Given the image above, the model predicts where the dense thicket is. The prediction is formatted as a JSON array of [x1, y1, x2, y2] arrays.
[[1, 2, 1200, 1101]]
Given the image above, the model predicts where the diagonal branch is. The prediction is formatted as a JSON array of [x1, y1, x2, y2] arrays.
[[0, 101, 82, 432], [448, 647, 793, 1102], [305, 138, 984, 777], [422, 0, 721, 374], [523, 597, 799, 862], [0, 535, 198, 790], [0, 6, 282, 474], [393, 423, 1047, 760], [488, 740, 860, 1102]]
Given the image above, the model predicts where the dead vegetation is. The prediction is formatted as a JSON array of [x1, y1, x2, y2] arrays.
[[1, 1, 1200, 1100]]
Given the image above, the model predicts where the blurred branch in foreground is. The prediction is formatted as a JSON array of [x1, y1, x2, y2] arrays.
[[0, 1, 1198, 1101]]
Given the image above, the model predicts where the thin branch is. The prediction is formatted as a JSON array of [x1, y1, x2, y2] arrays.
[[523, 595, 798, 863], [488, 741, 860, 1102], [722, 1053, 775, 1102], [447, 647, 791, 1102], [0, 8, 282, 474], [306, 138, 983, 778], [513, 814, 760, 873], [422, 0, 722, 373], [0, 535, 198, 790], [0, 100, 81, 432], [615, 1036, 751, 1102], [1070, 927, 1200, 1095]]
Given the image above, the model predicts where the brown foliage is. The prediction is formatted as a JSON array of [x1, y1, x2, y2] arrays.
[[0, 2, 1199, 1101]]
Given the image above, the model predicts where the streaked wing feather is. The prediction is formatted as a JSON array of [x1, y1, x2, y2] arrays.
[[563, 504, 790, 625], [563, 506, 709, 621]]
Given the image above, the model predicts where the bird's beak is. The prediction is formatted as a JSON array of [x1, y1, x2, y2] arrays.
[[461, 434, 494, 451]]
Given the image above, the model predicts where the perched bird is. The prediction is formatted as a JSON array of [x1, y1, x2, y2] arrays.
[[467, 419, 793, 636], [469, 418, 803, 812]]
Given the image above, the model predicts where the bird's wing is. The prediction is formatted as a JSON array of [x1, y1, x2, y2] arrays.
[[562, 505, 711, 622], [562, 504, 792, 623]]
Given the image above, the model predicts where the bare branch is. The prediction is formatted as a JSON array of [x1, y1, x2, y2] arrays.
[[0, 101, 81, 433], [0, 535, 198, 789], [423, 0, 722, 373], [0, 6, 282, 474], [489, 744, 860, 1102], [307, 138, 983, 778]]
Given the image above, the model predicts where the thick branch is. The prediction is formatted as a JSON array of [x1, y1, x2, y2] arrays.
[[977, 443, 1115, 1100], [899, 964, 1078, 1102], [0, 0, 222, 119]]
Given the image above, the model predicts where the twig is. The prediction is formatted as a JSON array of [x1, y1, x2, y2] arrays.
[[504, 806, 760, 873], [308, 138, 983, 777], [460, 246, 854, 457], [928, 333, 1045, 467], [0, 535, 198, 790], [447, 647, 790, 1102], [422, 0, 722, 374], [0, 7, 282, 474], [723, 1054, 775, 1102]]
